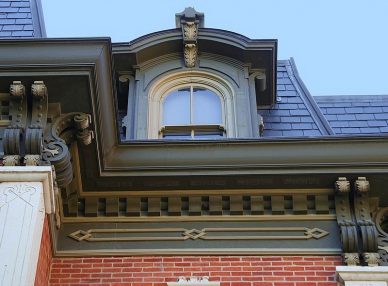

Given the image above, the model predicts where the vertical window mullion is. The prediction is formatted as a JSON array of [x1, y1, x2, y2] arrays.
[[190, 85, 194, 138], [190, 85, 194, 125]]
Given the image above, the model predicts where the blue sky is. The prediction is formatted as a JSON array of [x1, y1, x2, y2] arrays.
[[41, 0, 388, 96]]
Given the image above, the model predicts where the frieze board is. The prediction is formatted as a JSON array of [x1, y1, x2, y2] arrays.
[[54, 219, 340, 256], [68, 226, 329, 242]]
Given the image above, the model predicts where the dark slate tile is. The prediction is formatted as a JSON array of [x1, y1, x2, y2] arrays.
[[311, 123, 319, 130], [11, 30, 32, 36], [7, 12, 28, 18], [266, 116, 281, 123], [281, 116, 301, 123], [345, 107, 363, 114], [303, 130, 322, 136], [379, 127, 388, 133], [277, 66, 287, 72], [0, 7, 18, 12], [0, 14, 7, 18], [383, 107, 388, 112], [11, 2, 30, 7], [330, 121, 349, 128], [341, 128, 361, 134], [324, 114, 338, 120], [0, 2, 11, 7], [333, 128, 341, 134], [18, 8, 31, 13], [300, 116, 314, 122], [375, 114, 388, 120], [318, 103, 335, 108], [368, 121, 387, 127], [264, 130, 282, 136], [326, 107, 345, 114], [277, 78, 292, 85], [284, 97, 302, 103], [277, 72, 287, 78], [370, 102, 388, 107], [337, 114, 356, 120], [291, 123, 312, 130], [348, 121, 368, 128], [360, 127, 380, 133], [2, 24, 23, 30], [290, 109, 310, 116], [352, 102, 370, 107], [278, 103, 299, 110], [355, 113, 375, 120], [363, 106, 383, 113], [0, 18, 15, 24], [15, 18, 31, 24], [23, 24, 33, 30], [269, 109, 291, 116], [270, 123, 291, 130], [277, 90, 297, 97], [0, 31, 11, 36], [282, 130, 304, 136]]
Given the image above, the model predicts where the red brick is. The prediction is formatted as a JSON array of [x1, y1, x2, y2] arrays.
[[48, 255, 341, 285]]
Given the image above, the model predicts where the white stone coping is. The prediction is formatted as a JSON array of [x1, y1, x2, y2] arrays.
[[337, 266, 388, 283], [0, 166, 55, 213]]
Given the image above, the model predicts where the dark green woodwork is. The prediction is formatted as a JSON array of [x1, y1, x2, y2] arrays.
[[54, 219, 341, 256], [63, 193, 336, 218], [0, 39, 387, 256]]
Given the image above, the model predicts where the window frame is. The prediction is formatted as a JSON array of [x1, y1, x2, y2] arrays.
[[161, 84, 225, 139], [148, 70, 236, 139]]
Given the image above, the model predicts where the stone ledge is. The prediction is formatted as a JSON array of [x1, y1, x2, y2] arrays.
[[337, 266, 388, 285]]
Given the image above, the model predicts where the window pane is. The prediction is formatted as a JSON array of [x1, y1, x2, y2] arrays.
[[163, 88, 190, 125], [193, 88, 222, 124]]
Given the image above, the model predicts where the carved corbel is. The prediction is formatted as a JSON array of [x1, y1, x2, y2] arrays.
[[3, 81, 28, 160], [334, 177, 358, 253], [43, 112, 93, 188], [176, 8, 203, 68], [24, 81, 49, 163], [343, 253, 360, 266], [353, 177, 378, 254], [363, 252, 380, 266]]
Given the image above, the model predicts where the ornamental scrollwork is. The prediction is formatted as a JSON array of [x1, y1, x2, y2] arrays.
[[43, 112, 94, 188], [184, 44, 198, 68], [183, 21, 197, 41]]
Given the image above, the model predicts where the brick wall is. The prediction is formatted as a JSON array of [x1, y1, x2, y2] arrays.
[[35, 215, 52, 286], [49, 255, 341, 286]]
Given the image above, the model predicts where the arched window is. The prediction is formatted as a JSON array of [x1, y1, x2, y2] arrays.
[[148, 71, 236, 139], [162, 86, 223, 139]]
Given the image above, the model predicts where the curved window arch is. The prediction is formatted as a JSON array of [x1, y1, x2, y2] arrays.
[[148, 71, 236, 139]]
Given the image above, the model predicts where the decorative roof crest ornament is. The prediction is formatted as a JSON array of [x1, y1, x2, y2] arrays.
[[176, 7, 204, 68]]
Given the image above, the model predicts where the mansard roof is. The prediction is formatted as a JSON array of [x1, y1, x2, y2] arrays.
[[0, 0, 45, 38], [316, 95, 388, 135]]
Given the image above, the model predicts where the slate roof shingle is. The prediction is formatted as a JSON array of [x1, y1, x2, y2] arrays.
[[258, 59, 333, 137], [0, 0, 45, 38], [316, 95, 388, 135]]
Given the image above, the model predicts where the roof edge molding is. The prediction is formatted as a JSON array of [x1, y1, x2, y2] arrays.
[[288, 58, 334, 135]]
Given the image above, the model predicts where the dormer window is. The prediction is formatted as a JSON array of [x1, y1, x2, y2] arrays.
[[147, 71, 237, 140], [161, 86, 224, 139]]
